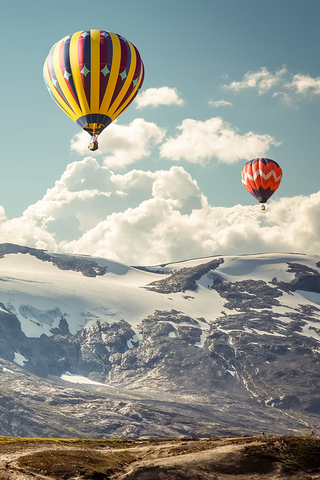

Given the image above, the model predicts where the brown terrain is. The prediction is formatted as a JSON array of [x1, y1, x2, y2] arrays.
[[0, 435, 319, 479]]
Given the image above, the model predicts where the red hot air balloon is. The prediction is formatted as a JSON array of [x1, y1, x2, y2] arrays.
[[241, 158, 282, 210]]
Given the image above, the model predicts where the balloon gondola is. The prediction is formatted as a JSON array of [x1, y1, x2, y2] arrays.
[[241, 158, 282, 210], [88, 135, 99, 152], [43, 30, 145, 151]]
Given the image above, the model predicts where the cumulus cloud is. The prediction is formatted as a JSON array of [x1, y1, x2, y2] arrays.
[[135, 87, 184, 109], [285, 73, 320, 95], [59, 190, 320, 265], [159, 117, 280, 165], [7, 159, 203, 250], [3, 158, 320, 265], [223, 67, 287, 94], [71, 118, 165, 168], [208, 99, 232, 107]]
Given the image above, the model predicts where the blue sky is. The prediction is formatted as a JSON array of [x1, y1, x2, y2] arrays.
[[1, 0, 320, 264]]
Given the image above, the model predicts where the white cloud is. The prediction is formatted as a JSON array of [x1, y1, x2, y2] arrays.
[[58, 190, 320, 265], [271, 91, 297, 108], [151, 167, 203, 214], [71, 118, 165, 168], [159, 117, 280, 165], [2, 159, 320, 265], [223, 67, 287, 94], [208, 99, 232, 107], [285, 73, 320, 95], [135, 87, 184, 109], [223, 67, 320, 106], [5, 160, 203, 251]]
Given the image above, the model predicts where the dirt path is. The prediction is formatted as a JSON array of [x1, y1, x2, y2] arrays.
[[119, 442, 266, 479]]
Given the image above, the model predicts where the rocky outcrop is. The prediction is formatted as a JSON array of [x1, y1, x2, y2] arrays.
[[144, 258, 224, 293], [0, 243, 107, 277]]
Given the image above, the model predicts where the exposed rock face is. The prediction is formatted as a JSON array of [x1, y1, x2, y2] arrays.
[[0, 243, 107, 277], [144, 258, 224, 293], [0, 245, 320, 438]]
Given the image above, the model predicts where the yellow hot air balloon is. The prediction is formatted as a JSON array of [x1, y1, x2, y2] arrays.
[[43, 30, 145, 151]]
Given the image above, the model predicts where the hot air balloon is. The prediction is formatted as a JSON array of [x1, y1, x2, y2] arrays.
[[43, 30, 145, 151], [241, 158, 282, 210]]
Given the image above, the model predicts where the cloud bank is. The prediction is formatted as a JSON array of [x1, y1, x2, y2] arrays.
[[71, 115, 279, 167], [1, 158, 320, 265], [159, 117, 280, 164]]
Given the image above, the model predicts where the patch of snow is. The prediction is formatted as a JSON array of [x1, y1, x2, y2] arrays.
[[215, 254, 318, 283], [132, 328, 143, 341], [277, 290, 320, 312], [127, 334, 139, 349], [19, 305, 62, 326], [2, 367, 14, 373], [150, 256, 220, 273], [195, 329, 208, 347], [296, 290, 320, 305], [300, 324, 320, 339], [220, 326, 285, 337], [169, 331, 176, 338], [197, 272, 215, 289], [275, 315, 294, 324], [13, 352, 27, 366], [61, 371, 114, 387], [1, 251, 320, 342], [251, 327, 285, 337]]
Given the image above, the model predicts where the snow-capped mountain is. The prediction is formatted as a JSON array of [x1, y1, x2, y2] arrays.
[[0, 243, 320, 438]]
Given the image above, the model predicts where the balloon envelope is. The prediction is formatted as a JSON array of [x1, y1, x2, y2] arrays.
[[43, 30, 145, 136], [241, 158, 282, 203]]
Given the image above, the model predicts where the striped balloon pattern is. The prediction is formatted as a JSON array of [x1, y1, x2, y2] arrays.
[[241, 158, 282, 203], [43, 30, 145, 137]]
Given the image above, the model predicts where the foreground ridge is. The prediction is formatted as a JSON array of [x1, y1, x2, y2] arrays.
[[0, 435, 319, 479]]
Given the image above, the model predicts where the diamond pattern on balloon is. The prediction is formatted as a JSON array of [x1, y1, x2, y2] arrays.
[[81, 65, 90, 77], [101, 65, 110, 77], [64, 70, 72, 81], [120, 69, 127, 81]]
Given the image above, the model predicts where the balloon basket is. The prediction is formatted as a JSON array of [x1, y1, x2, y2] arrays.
[[88, 142, 98, 151]]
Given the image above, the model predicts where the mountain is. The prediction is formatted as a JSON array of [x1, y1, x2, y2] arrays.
[[0, 243, 320, 438]]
